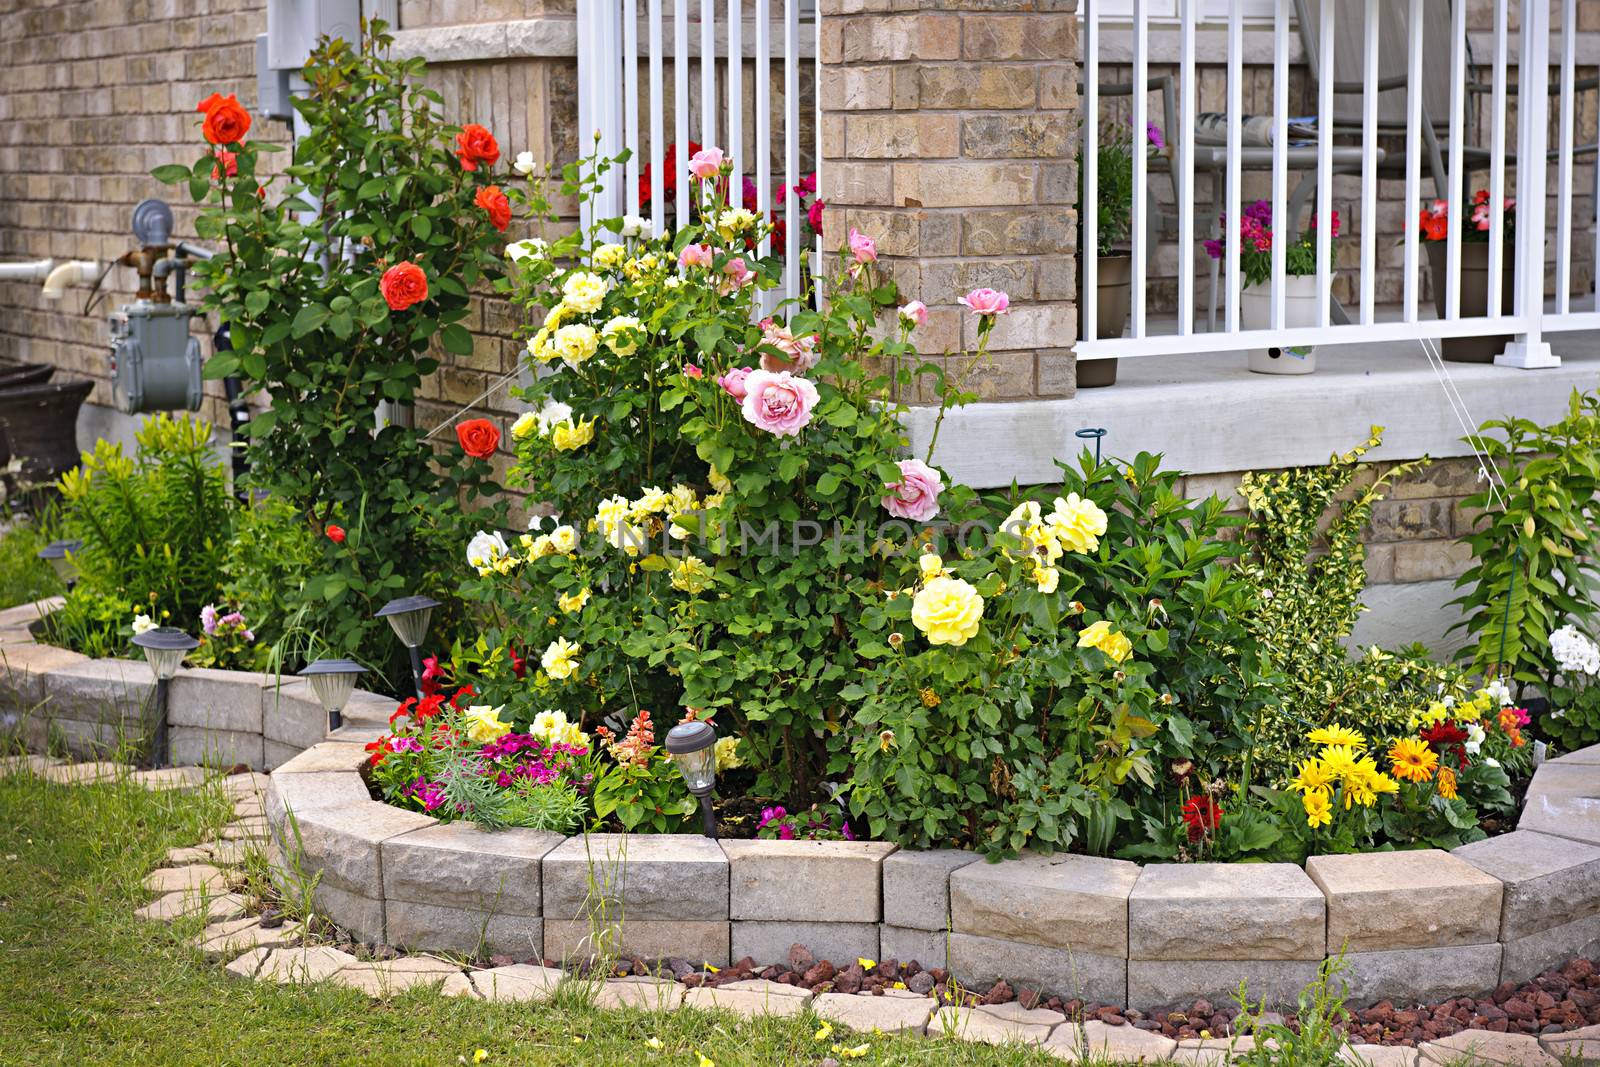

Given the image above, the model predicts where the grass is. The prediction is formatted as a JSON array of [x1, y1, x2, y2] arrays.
[[0, 510, 62, 609], [0, 764, 1071, 1066]]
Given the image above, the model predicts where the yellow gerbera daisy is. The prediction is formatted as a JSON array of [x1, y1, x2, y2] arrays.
[[1288, 758, 1334, 796], [1318, 744, 1360, 782], [1303, 790, 1333, 828], [1307, 724, 1366, 750], [1388, 737, 1438, 783]]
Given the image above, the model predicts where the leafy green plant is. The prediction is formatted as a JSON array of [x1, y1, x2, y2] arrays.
[[0, 511, 63, 608], [1078, 121, 1163, 254], [1234, 956, 1353, 1067]]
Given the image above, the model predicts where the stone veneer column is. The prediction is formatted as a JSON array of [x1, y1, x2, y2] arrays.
[[818, 1, 1081, 400]]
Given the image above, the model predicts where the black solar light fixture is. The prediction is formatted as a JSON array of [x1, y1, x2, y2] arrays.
[[130, 626, 198, 768], [664, 719, 719, 839], [298, 658, 367, 733], [374, 595, 440, 699]]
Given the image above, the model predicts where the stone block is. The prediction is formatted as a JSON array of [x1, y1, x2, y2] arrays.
[[542, 834, 728, 921], [963, 115, 1075, 160], [277, 797, 434, 900], [1551, 744, 1600, 766], [262, 739, 302, 770], [38, 657, 153, 725], [332, 957, 460, 997], [814, 990, 933, 1034], [1498, 910, 1600, 984], [195, 918, 303, 960], [730, 920, 879, 968], [893, 162, 1036, 208], [1127, 959, 1322, 1011], [470, 963, 564, 1003], [0, 641, 88, 708], [257, 945, 361, 984], [918, 66, 1036, 110], [262, 680, 335, 751], [881, 924, 950, 970], [1453, 830, 1600, 939], [1540, 1024, 1600, 1062], [1171, 1037, 1256, 1067], [595, 976, 684, 1011], [1340, 943, 1504, 1007], [310, 880, 385, 944], [542, 918, 729, 966], [1341, 1045, 1419, 1067], [844, 114, 959, 159], [1519, 794, 1600, 845], [144, 864, 227, 894], [928, 1001, 1063, 1045], [1524, 762, 1600, 799], [1129, 863, 1325, 961], [384, 899, 543, 959], [166, 668, 270, 733], [961, 15, 1077, 62], [0, 597, 62, 630], [1307, 850, 1503, 952], [266, 771, 371, 833], [948, 931, 1126, 1007], [950, 852, 1138, 957], [271, 742, 367, 775], [721, 839, 896, 923], [1419, 1029, 1560, 1067], [882, 849, 978, 931], [382, 821, 561, 916], [170, 727, 263, 770], [683, 980, 811, 1017], [1047, 1020, 1178, 1063]]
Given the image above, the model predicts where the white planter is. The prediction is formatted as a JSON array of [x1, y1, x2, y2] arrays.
[[1237, 274, 1332, 375]]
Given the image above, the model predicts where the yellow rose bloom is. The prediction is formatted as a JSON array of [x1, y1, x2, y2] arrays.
[[1002, 500, 1063, 566], [560, 270, 608, 313], [708, 466, 733, 494], [593, 242, 627, 270], [1308, 724, 1367, 750], [511, 411, 539, 439], [548, 524, 579, 554], [541, 637, 582, 681], [526, 326, 554, 363], [1388, 737, 1438, 783], [911, 575, 984, 647], [1048, 492, 1109, 555], [551, 417, 596, 452], [918, 553, 944, 581], [671, 555, 713, 593], [552, 324, 599, 365], [1303, 790, 1333, 828], [714, 735, 743, 771], [1033, 565, 1060, 594], [1077, 619, 1133, 664], [558, 587, 591, 613], [462, 704, 512, 744], [602, 315, 643, 355]]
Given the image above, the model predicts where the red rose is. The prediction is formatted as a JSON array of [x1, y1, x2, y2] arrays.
[[211, 149, 237, 180], [455, 418, 500, 459], [325, 523, 346, 543], [380, 261, 428, 311], [199, 93, 251, 146], [475, 184, 511, 232], [455, 123, 500, 172]]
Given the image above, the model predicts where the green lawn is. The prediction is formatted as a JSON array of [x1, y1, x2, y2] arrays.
[[0, 766, 1069, 1066]]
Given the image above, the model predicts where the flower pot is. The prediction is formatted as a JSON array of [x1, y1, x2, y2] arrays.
[[1080, 253, 1132, 389], [1425, 240, 1516, 363], [0, 378, 93, 499], [1238, 274, 1329, 375]]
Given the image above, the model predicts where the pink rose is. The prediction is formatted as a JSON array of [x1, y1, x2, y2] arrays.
[[688, 147, 725, 181], [848, 227, 877, 264], [959, 288, 1010, 317], [739, 369, 819, 437], [683, 363, 703, 379], [679, 243, 713, 269], [899, 300, 928, 328], [721, 256, 755, 290], [756, 317, 819, 373], [718, 366, 753, 401], [881, 458, 943, 522]]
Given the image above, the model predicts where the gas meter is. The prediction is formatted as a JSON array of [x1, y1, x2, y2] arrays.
[[106, 199, 205, 414]]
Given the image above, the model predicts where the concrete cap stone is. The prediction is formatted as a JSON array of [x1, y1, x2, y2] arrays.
[[1049, 1020, 1177, 1063], [542, 833, 728, 921], [332, 956, 460, 997], [1519, 794, 1600, 845], [470, 963, 564, 1003], [1524, 762, 1600, 799], [279, 797, 435, 899], [1453, 830, 1600, 939], [167, 668, 273, 732], [1339, 1044, 1418, 1067], [720, 839, 898, 922], [881, 848, 981, 931], [1306, 850, 1503, 952], [256, 945, 361, 984], [1129, 863, 1325, 960], [1550, 744, 1600, 766], [382, 821, 562, 915], [271, 742, 367, 775], [543, 918, 729, 966], [683, 981, 812, 1017], [928, 1003, 1060, 1045], [594, 976, 685, 1011], [950, 851, 1139, 956]]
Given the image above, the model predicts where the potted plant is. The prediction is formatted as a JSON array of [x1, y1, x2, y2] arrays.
[[1077, 121, 1164, 389], [1207, 200, 1337, 375], [1420, 190, 1516, 363]]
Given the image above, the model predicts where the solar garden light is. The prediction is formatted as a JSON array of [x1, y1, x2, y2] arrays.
[[130, 626, 198, 768], [36, 538, 83, 590], [297, 658, 367, 733], [374, 594, 440, 699], [664, 719, 718, 839]]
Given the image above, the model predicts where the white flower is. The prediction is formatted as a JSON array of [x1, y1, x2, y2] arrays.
[[1484, 677, 1513, 708], [466, 530, 512, 574], [534, 398, 573, 436], [132, 613, 156, 636], [1552, 624, 1600, 676], [513, 151, 536, 176], [1485, 757, 1501, 768], [1465, 723, 1486, 755], [506, 237, 548, 264], [621, 214, 650, 238]]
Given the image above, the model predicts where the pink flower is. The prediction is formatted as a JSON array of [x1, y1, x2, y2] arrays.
[[899, 300, 928, 328], [848, 227, 877, 264], [959, 287, 1010, 317], [881, 458, 944, 522], [688, 146, 725, 180], [718, 366, 753, 401], [807, 197, 825, 237], [683, 363, 703, 379], [679, 243, 713, 269], [721, 256, 755, 290], [739, 369, 819, 437], [756, 317, 819, 373]]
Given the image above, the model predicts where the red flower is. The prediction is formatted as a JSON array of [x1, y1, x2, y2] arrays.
[[365, 736, 395, 766], [198, 92, 251, 146], [509, 647, 527, 680], [420, 654, 445, 696], [414, 693, 446, 721], [1420, 720, 1470, 768], [475, 184, 511, 232], [325, 524, 346, 543], [455, 123, 500, 172], [1180, 796, 1223, 842], [455, 418, 500, 459], [380, 261, 428, 311], [807, 197, 825, 238], [639, 141, 703, 209], [449, 684, 476, 710], [388, 699, 416, 726], [211, 149, 238, 180]]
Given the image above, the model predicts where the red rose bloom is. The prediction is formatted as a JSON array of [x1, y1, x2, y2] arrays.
[[325, 523, 346, 543], [1180, 796, 1223, 842], [475, 184, 511, 232], [380, 261, 428, 311], [455, 418, 500, 459], [455, 123, 500, 172], [211, 149, 238, 180], [198, 92, 251, 146]]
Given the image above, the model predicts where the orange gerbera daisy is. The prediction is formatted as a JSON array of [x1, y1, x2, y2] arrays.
[[1389, 737, 1438, 783], [1437, 766, 1458, 800]]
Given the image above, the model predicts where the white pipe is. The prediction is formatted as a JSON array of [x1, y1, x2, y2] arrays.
[[41, 261, 99, 300], [0, 259, 53, 283]]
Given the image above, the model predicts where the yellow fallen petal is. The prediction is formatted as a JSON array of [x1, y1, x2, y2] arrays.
[[814, 1022, 833, 1042], [857, 958, 876, 971], [645, 1037, 663, 1051], [832, 1043, 871, 1060], [703, 963, 719, 973], [473, 1051, 488, 1064], [697, 1055, 715, 1067]]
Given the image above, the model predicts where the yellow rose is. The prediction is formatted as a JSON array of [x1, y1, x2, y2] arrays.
[[526, 326, 554, 363], [541, 637, 582, 681], [551, 418, 595, 452], [911, 575, 984, 647], [462, 704, 512, 744], [552, 324, 599, 365], [1077, 619, 1133, 663], [1034, 565, 1060, 594], [548, 524, 579, 553], [511, 412, 539, 439], [558, 587, 591, 613], [543, 303, 568, 331], [592, 242, 627, 270], [714, 735, 743, 771], [918, 553, 944, 581], [671, 555, 713, 593], [601, 315, 642, 355], [560, 270, 608, 313], [1049, 493, 1109, 555], [708, 466, 733, 494]]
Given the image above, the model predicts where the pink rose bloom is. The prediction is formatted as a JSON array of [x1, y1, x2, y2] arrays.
[[718, 366, 753, 401], [848, 227, 877, 264], [688, 146, 725, 180], [756, 317, 819, 373], [679, 243, 713, 269], [721, 256, 755, 291], [881, 458, 943, 522], [959, 287, 1010, 317], [683, 363, 703, 379], [739, 369, 819, 437], [899, 300, 928, 328]]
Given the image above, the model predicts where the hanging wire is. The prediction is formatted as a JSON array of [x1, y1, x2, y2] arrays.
[[421, 367, 523, 440], [1075, 427, 1107, 465]]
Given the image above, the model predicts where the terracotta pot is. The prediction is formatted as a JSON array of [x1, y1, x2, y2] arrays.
[[1080, 253, 1131, 389], [1426, 240, 1517, 363], [1238, 274, 1330, 375]]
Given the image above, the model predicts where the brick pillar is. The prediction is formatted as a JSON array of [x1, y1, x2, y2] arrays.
[[818, 3, 1081, 400]]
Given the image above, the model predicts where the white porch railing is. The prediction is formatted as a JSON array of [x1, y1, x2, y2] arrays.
[[1079, 0, 1598, 369], [577, 0, 822, 309]]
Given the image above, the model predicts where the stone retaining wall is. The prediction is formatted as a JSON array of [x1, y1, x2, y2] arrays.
[[264, 738, 1600, 1013]]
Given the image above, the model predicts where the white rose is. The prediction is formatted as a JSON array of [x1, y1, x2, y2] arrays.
[[622, 214, 650, 237], [132, 613, 156, 636], [506, 237, 547, 264], [513, 151, 536, 176], [466, 530, 511, 573], [535, 398, 573, 435]]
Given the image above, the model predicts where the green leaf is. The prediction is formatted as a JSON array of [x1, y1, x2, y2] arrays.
[[290, 303, 331, 339], [152, 164, 192, 184], [410, 214, 432, 240], [439, 323, 474, 355]]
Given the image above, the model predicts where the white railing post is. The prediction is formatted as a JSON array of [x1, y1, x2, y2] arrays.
[[1500, 0, 1559, 368]]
